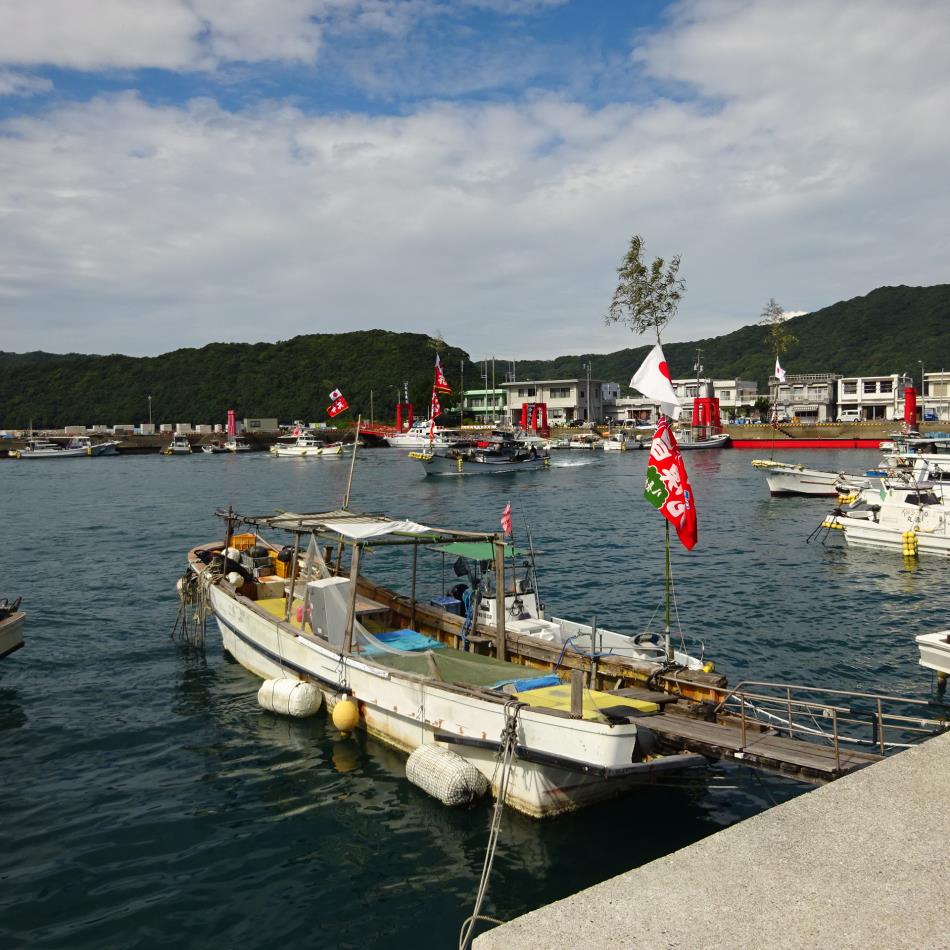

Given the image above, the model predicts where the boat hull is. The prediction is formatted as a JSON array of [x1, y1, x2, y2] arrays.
[[206, 582, 701, 818], [271, 443, 343, 457], [916, 630, 950, 675], [414, 452, 548, 476], [836, 517, 950, 557], [0, 611, 24, 659]]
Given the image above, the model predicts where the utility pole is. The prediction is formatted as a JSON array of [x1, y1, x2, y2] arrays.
[[460, 360, 464, 427], [370, 389, 374, 425], [492, 357, 496, 425], [148, 394, 152, 425], [585, 361, 591, 423]]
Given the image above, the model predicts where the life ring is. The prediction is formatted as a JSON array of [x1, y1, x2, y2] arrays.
[[633, 632, 659, 646]]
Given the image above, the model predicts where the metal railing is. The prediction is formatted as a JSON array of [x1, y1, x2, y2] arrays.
[[713, 680, 947, 768]]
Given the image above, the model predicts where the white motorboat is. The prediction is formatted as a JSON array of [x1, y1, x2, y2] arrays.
[[410, 431, 549, 476], [162, 435, 193, 455], [824, 480, 950, 557], [226, 436, 251, 452], [916, 629, 950, 699], [8, 438, 89, 459], [183, 509, 716, 818], [0, 597, 24, 659], [270, 433, 344, 457], [602, 432, 629, 451], [386, 419, 458, 449], [751, 459, 870, 497], [201, 441, 230, 454], [67, 435, 120, 456], [567, 435, 602, 450], [673, 429, 731, 450]]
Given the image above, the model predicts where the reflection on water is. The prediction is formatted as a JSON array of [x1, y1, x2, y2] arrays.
[[0, 448, 946, 949]]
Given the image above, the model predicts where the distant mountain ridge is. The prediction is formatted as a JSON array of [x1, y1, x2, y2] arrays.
[[1, 284, 947, 427]]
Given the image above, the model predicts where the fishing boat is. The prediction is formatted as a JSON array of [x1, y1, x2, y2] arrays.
[[386, 419, 458, 449], [916, 629, 950, 699], [567, 434, 602, 450], [161, 435, 193, 455], [751, 459, 870, 497], [270, 432, 344, 457], [673, 430, 730, 450], [226, 435, 252, 452], [409, 431, 549, 476], [67, 435, 120, 456], [181, 508, 719, 818], [0, 597, 24, 659], [823, 479, 950, 557], [602, 432, 629, 451], [8, 438, 89, 459], [201, 441, 230, 454]]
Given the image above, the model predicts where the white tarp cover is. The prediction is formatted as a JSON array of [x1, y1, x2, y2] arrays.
[[321, 519, 433, 540]]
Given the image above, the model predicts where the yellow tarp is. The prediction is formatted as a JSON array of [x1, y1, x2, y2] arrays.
[[513, 684, 658, 720]]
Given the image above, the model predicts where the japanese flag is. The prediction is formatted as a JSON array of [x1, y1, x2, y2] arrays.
[[774, 358, 786, 383], [643, 418, 697, 550], [500, 502, 512, 536], [630, 344, 681, 420], [329, 388, 343, 401]]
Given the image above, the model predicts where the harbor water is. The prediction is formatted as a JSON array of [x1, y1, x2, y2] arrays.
[[1, 448, 946, 948]]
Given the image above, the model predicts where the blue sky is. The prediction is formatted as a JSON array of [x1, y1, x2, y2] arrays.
[[1, 0, 948, 360]]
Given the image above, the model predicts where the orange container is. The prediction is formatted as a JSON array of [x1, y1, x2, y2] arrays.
[[232, 532, 258, 552]]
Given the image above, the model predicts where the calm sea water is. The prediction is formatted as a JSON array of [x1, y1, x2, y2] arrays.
[[1, 447, 946, 948]]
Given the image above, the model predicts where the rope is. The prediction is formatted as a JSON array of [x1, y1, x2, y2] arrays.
[[458, 699, 524, 950]]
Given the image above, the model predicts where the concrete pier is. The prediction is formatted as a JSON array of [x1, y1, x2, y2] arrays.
[[475, 731, 950, 950]]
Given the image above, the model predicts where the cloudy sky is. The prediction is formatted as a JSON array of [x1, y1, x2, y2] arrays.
[[1, 0, 947, 360]]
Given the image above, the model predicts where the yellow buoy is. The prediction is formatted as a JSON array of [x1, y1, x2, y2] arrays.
[[702, 661, 716, 674], [331, 697, 359, 733], [901, 530, 918, 558]]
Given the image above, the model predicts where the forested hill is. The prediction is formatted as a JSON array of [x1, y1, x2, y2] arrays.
[[0, 332, 475, 428], [1, 284, 947, 427], [512, 284, 950, 388]]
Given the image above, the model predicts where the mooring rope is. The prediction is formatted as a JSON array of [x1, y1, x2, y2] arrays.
[[458, 699, 525, 950]]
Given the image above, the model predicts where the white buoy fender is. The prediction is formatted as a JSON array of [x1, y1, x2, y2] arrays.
[[257, 678, 323, 718], [406, 745, 489, 806], [225, 571, 244, 588]]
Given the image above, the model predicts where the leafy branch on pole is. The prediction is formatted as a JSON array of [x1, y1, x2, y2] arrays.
[[760, 297, 796, 361], [606, 234, 686, 345]]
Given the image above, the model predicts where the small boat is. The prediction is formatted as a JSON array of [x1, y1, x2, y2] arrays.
[[8, 438, 89, 459], [0, 597, 24, 659], [226, 436, 252, 452], [161, 435, 193, 455], [67, 435, 121, 456], [182, 508, 721, 817], [916, 629, 950, 698], [673, 429, 731, 450], [270, 432, 344, 457], [386, 419, 459, 449], [201, 441, 230, 454], [568, 435, 602, 450], [410, 431, 549, 475], [752, 459, 870, 497], [823, 478, 950, 557], [602, 432, 629, 451]]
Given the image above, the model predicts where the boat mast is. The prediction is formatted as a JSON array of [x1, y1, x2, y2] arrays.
[[342, 415, 361, 511]]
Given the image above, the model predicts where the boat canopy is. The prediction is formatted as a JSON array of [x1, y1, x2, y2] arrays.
[[428, 541, 528, 560], [216, 507, 497, 546]]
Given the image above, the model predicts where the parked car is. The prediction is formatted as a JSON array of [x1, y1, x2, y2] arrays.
[[838, 410, 862, 423]]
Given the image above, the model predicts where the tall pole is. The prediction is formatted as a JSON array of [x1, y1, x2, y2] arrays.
[[370, 390, 374, 425], [491, 357, 496, 425], [460, 360, 464, 428], [586, 361, 591, 424], [919, 361, 925, 423], [148, 395, 152, 425], [342, 415, 361, 510], [664, 520, 672, 660]]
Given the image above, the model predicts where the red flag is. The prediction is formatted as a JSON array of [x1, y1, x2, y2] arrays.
[[500, 502, 512, 536], [433, 354, 452, 394], [643, 419, 697, 550], [327, 388, 349, 418], [430, 389, 442, 419]]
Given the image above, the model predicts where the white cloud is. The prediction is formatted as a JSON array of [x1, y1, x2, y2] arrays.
[[0, 0, 948, 359], [0, 69, 52, 97]]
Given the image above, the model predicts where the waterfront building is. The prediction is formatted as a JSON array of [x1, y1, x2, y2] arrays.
[[175, 423, 194, 434], [500, 378, 604, 425], [770, 373, 840, 422], [923, 371, 950, 421], [242, 417, 278, 432], [836, 374, 912, 421], [606, 377, 758, 425], [461, 387, 506, 425]]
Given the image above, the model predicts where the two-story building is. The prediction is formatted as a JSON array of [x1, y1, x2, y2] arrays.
[[836, 374, 912, 421], [922, 371, 950, 422], [606, 377, 758, 424], [770, 373, 840, 422], [461, 388, 507, 424], [500, 378, 604, 425]]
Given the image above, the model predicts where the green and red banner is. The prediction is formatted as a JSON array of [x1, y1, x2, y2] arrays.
[[644, 418, 698, 550]]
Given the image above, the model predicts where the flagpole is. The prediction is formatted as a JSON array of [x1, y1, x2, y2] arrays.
[[342, 415, 361, 510], [664, 519, 672, 661]]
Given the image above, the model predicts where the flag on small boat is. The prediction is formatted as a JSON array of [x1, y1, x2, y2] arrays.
[[630, 344, 681, 419], [327, 388, 349, 418], [774, 357, 786, 383], [500, 502, 512, 536], [433, 354, 452, 394], [644, 418, 697, 550]]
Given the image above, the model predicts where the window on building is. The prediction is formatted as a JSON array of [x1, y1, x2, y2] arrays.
[[879, 380, 893, 394], [685, 387, 698, 398], [863, 380, 876, 394], [843, 382, 857, 395], [721, 390, 732, 400]]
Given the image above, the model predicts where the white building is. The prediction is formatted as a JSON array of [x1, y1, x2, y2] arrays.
[[922, 371, 950, 422], [606, 377, 758, 424], [771, 373, 840, 422], [243, 417, 279, 432], [836, 374, 912, 422], [501, 378, 604, 425]]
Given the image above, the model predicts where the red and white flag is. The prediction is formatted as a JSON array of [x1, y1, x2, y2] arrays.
[[630, 344, 681, 419], [500, 502, 512, 536], [774, 357, 786, 383], [433, 354, 452, 394], [430, 389, 442, 419], [643, 418, 697, 550], [327, 387, 349, 418]]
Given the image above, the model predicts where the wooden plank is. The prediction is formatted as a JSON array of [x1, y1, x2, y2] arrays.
[[609, 687, 680, 707], [742, 732, 880, 769], [645, 713, 746, 752]]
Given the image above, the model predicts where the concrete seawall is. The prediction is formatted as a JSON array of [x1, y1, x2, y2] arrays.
[[475, 730, 950, 950]]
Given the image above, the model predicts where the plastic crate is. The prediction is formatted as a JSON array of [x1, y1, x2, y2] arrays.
[[273, 558, 293, 579], [232, 532, 258, 552]]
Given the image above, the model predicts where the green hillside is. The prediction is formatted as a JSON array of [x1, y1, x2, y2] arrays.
[[1, 285, 947, 428]]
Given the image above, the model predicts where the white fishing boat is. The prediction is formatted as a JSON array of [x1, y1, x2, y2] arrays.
[[182, 509, 716, 818], [567, 435, 602, 450], [751, 459, 870, 497], [161, 435, 193, 455], [8, 438, 89, 459], [824, 480, 950, 557], [386, 419, 458, 449], [410, 431, 549, 476], [602, 432, 629, 451], [201, 441, 229, 454], [916, 630, 950, 699], [67, 435, 120, 456], [0, 597, 24, 659], [226, 436, 252, 452], [673, 430, 730, 450], [270, 433, 344, 457]]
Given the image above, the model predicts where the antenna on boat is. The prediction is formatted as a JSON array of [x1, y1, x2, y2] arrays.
[[342, 415, 361, 511]]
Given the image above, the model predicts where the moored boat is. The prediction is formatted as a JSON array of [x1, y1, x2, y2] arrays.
[[201, 441, 230, 454], [226, 435, 252, 452], [0, 597, 24, 659], [410, 430, 549, 476], [9, 438, 89, 459], [270, 433, 344, 457], [751, 459, 870, 497], [161, 435, 193, 455]]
